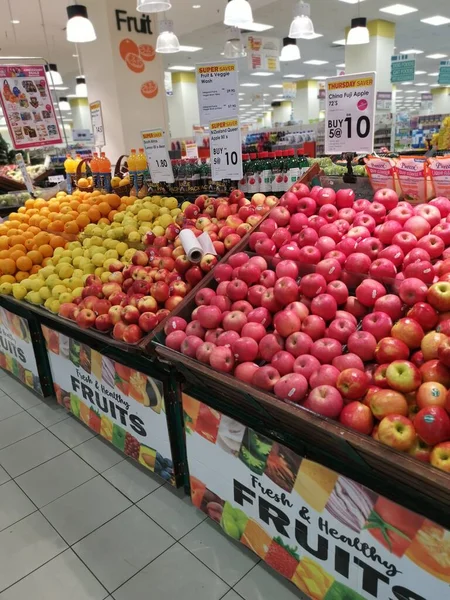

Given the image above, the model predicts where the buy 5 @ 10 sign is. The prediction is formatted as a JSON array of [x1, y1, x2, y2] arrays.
[[325, 72, 376, 155], [210, 117, 243, 182]]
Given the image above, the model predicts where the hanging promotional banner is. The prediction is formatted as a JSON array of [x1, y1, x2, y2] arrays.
[[0, 64, 62, 150], [196, 61, 239, 126], [246, 36, 280, 73], [376, 91, 392, 111], [141, 128, 174, 183], [89, 100, 106, 147], [325, 72, 376, 155], [210, 117, 243, 181], [164, 71, 173, 96], [282, 82, 297, 99], [438, 60, 450, 86], [391, 54, 415, 83], [42, 326, 175, 484], [183, 393, 450, 600], [421, 93, 433, 111]]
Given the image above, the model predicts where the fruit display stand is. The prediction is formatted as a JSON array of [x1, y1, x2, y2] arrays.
[[0, 294, 53, 398]]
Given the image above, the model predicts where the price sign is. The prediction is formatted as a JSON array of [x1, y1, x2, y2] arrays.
[[141, 128, 174, 183], [185, 142, 198, 159], [209, 117, 242, 181], [196, 61, 239, 126], [325, 72, 376, 155], [48, 175, 65, 184], [89, 100, 105, 147]]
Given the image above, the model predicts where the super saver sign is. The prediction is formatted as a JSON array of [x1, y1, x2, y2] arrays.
[[183, 393, 450, 600], [325, 72, 376, 155], [196, 61, 239, 126]]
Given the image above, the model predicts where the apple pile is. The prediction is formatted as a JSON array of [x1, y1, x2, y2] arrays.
[[57, 192, 276, 343], [165, 185, 450, 473]]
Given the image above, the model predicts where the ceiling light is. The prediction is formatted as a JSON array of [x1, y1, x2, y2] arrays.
[[66, 4, 96, 43], [304, 59, 328, 65], [380, 4, 417, 16], [224, 27, 246, 58], [405, 90, 416, 93], [193, 4, 201, 7], [10, 20, 20, 24], [156, 20, 180, 53], [263, 93, 270, 96], [400, 49, 423, 54], [283, 74, 304, 78], [239, 92, 245, 95], [224, 0, 253, 28], [333, 39, 346, 46], [178, 45, 202, 52], [415, 82, 428, 86], [243, 22, 273, 32], [430, 84, 440, 87], [58, 97, 71, 111], [289, 2, 316, 40], [137, 0, 171, 11], [75, 77, 87, 97], [421, 16, 450, 26], [251, 72, 273, 77], [280, 37, 300, 62], [45, 64, 63, 86], [312, 76, 327, 80], [347, 17, 369, 45], [428, 72, 439, 76], [241, 83, 260, 87], [240, 104, 251, 107], [269, 84, 283, 88], [338, 0, 366, 3], [72, 54, 78, 58], [427, 53, 447, 59], [415, 71, 427, 75], [168, 65, 195, 71], [53, 86, 69, 91], [336, 63, 345, 68]]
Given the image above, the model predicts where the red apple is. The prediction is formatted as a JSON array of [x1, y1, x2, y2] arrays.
[[337, 368, 370, 400], [347, 331, 377, 362], [274, 374, 308, 403], [339, 402, 374, 435], [252, 365, 280, 390], [378, 414, 415, 451], [430, 442, 450, 472], [304, 385, 343, 418], [414, 406, 450, 445], [385, 360, 421, 393], [375, 337, 410, 364], [310, 338, 341, 364], [391, 318, 424, 349]]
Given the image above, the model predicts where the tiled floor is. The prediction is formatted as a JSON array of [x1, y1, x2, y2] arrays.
[[0, 371, 307, 599]]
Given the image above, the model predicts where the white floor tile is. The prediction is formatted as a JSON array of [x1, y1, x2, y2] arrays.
[[74, 506, 174, 592], [112, 544, 229, 600], [41, 476, 131, 545], [0, 481, 36, 531], [103, 460, 162, 502], [49, 416, 96, 448], [0, 549, 108, 600], [27, 401, 68, 427], [74, 437, 124, 473], [16, 451, 96, 508], [222, 592, 244, 600], [0, 396, 23, 422], [0, 412, 43, 450], [0, 378, 42, 410], [181, 519, 258, 586], [235, 562, 307, 600], [0, 512, 67, 592], [0, 429, 67, 477], [138, 484, 206, 539], [0, 466, 10, 486]]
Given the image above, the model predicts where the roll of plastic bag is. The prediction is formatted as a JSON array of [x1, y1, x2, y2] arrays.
[[179, 229, 204, 263]]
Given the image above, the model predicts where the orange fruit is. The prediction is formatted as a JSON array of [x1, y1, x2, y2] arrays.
[[34, 199, 46, 210], [10, 244, 26, 254], [98, 217, 110, 225], [10, 235, 25, 247], [97, 202, 111, 216], [64, 222, 79, 235], [125, 53, 145, 74], [76, 214, 90, 229], [60, 205, 72, 215], [28, 226, 40, 236], [87, 207, 101, 222], [69, 200, 80, 210], [60, 214, 73, 224], [0, 250, 9, 259], [119, 38, 139, 61], [18, 223, 29, 232], [27, 250, 43, 265], [42, 257, 53, 266], [48, 202, 60, 212], [0, 227, 8, 236], [141, 80, 158, 99], [139, 43, 155, 62], [49, 236, 65, 249], [30, 265, 41, 275], [0, 258, 16, 275], [50, 220, 64, 233], [10, 250, 25, 262], [25, 239, 35, 251], [7, 229, 19, 237], [77, 203, 90, 214], [39, 244, 53, 258], [0, 237, 8, 250], [39, 218, 50, 231], [119, 203, 127, 212], [24, 199, 35, 209], [34, 232, 50, 246], [18, 207, 26, 214], [16, 256, 32, 271], [40, 207, 50, 217], [108, 210, 117, 221], [15, 271, 29, 282], [106, 194, 121, 208]]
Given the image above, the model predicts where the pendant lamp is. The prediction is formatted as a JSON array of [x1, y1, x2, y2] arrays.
[[76, 76, 87, 97], [280, 37, 300, 62], [224, 0, 253, 28], [66, 4, 96, 43], [289, 2, 315, 40], [137, 0, 171, 11], [156, 20, 180, 53], [59, 97, 71, 111], [347, 17, 369, 45], [45, 64, 63, 86]]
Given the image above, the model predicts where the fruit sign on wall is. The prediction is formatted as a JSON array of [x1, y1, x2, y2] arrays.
[[183, 393, 450, 600], [42, 325, 174, 484]]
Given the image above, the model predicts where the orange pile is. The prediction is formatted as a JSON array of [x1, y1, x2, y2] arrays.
[[0, 190, 124, 284]]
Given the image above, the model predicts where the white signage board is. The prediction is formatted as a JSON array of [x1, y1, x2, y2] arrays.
[[89, 100, 105, 148], [196, 61, 239, 126], [210, 117, 243, 181], [141, 129, 174, 183]]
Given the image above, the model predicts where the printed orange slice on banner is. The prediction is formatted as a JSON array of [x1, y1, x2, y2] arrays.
[[141, 80, 158, 98], [139, 43, 155, 61], [128, 370, 148, 404], [119, 38, 139, 61], [265, 537, 299, 580], [190, 476, 206, 509], [406, 520, 450, 582], [182, 393, 201, 432], [241, 519, 271, 559], [292, 557, 334, 600], [195, 403, 221, 443], [125, 53, 145, 73], [79, 402, 91, 427], [293, 459, 338, 512]]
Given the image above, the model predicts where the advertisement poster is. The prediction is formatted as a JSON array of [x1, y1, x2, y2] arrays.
[[376, 92, 392, 111], [325, 72, 376, 155], [246, 36, 280, 73], [210, 117, 243, 182], [42, 326, 174, 485], [141, 128, 174, 183], [196, 61, 239, 126], [0, 64, 62, 150], [283, 82, 297, 100], [183, 393, 450, 600]]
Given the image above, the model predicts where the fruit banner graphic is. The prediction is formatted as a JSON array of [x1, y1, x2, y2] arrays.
[[0, 65, 62, 150], [0, 307, 41, 394], [42, 325, 174, 484], [183, 393, 450, 600]]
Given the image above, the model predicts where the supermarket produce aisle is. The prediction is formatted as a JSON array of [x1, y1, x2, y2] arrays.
[[0, 371, 307, 600]]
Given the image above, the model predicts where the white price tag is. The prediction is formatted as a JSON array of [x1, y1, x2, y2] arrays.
[[89, 100, 105, 148], [209, 117, 242, 181], [196, 61, 239, 126], [142, 129, 174, 183], [325, 72, 376, 155], [185, 142, 198, 159], [48, 175, 65, 183]]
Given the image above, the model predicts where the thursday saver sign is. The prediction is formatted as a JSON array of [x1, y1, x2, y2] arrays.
[[183, 393, 450, 600]]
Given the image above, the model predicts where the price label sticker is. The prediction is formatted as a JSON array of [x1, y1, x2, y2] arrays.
[[89, 100, 105, 148], [141, 128, 174, 183], [325, 72, 376, 155], [209, 117, 242, 181], [185, 142, 198, 159], [196, 61, 239, 126], [48, 175, 65, 183]]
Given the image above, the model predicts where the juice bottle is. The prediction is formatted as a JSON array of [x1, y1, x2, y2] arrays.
[[136, 148, 148, 198], [200, 159, 212, 193], [90, 152, 100, 189], [271, 150, 283, 193], [298, 149, 309, 177], [99, 151, 112, 193], [247, 153, 259, 194], [128, 149, 138, 196], [268, 152, 276, 193], [284, 149, 297, 191], [239, 154, 249, 193], [76, 154, 86, 174], [282, 150, 290, 191], [64, 153, 76, 193]]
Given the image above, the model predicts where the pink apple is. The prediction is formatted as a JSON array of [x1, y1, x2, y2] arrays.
[[285, 331, 313, 357], [417, 234, 445, 260], [274, 277, 299, 306], [430, 196, 450, 217], [327, 318, 356, 343], [398, 278, 429, 306], [332, 353, 364, 372], [373, 294, 403, 321], [232, 337, 259, 362], [415, 204, 441, 227], [326, 281, 349, 306], [259, 269, 277, 288], [181, 335, 204, 358], [311, 294, 337, 321], [348, 331, 377, 361], [299, 273, 327, 298], [310, 338, 342, 364], [248, 306, 272, 327], [404, 215, 431, 240], [301, 315, 326, 340], [185, 321, 206, 339], [407, 302, 438, 332], [361, 311, 393, 341], [271, 350, 295, 376], [217, 331, 240, 347], [166, 330, 187, 351], [234, 362, 259, 384], [310, 364, 340, 388], [274, 374, 308, 403], [373, 188, 399, 210], [209, 346, 235, 373], [274, 310, 301, 337], [272, 228, 292, 249], [335, 188, 356, 209], [378, 245, 404, 268], [197, 305, 222, 329], [339, 402, 374, 435], [345, 253, 371, 275], [392, 231, 418, 254], [355, 279, 386, 308], [304, 385, 343, 419], [223, 311, 247, 332], [275, 260, 299, 280], [252, 365, 281, 390]]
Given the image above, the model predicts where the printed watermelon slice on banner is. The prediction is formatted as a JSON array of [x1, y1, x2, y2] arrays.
[[265, 536, 299, 579], [264, 442, 302, 493], [89, 408, 102, 434], [292, 556, 335, 599]]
